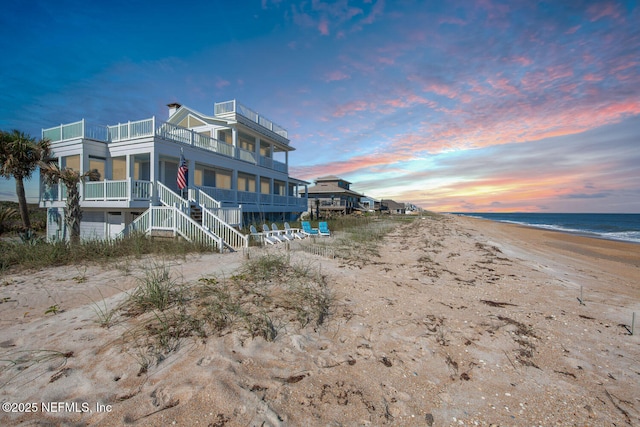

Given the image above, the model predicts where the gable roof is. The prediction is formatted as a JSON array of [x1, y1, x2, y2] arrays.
[[381, 199, 405, 210], [303, 181, 364, 197], [315, 175, 351, 184]]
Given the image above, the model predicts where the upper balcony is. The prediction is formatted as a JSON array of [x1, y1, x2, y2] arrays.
[[214, 100, 288, 143], [42, 118, 288, 174]]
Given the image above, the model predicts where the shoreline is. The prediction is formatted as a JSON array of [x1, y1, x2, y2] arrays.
[[450, 212, 640, 245], [1, 214, 638, 426]]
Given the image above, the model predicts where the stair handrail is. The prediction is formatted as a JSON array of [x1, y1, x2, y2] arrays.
[[157, 181, 189, 213], [115, 209, 151, 239], [201, 207, 248, 249], [173, 207, 225, 252], [198, 189, 221, 209]]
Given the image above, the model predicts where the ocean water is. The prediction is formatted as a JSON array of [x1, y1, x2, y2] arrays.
[[453, 212, 640, 244]]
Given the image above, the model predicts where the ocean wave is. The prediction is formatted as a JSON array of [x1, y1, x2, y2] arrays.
[[457, 213, 640, 244]]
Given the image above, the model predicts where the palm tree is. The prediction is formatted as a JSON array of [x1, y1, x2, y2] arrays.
[[0, 130, 51, 230], [39, 163, 99, 244], [0, 206, 19, 234]]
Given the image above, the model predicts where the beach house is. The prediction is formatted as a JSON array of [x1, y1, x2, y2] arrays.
[[301, 175, 365, 217], [39, 100, 309, 251]]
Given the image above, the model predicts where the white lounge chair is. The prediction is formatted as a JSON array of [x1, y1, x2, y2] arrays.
[[263, 224, 283, 243], [284, 222, 305, 239], [250, 224, 278, 245], [272, 223, 293, 241]]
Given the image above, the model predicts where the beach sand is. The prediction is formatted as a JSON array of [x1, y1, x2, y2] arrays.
[[1, 214, 638, 426]]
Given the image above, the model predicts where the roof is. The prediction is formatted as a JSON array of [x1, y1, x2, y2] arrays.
[[381, 199, 405, 210], [315, 175, 352, 184], [302, 182, 364, 197], [167, 105, 294, 152]]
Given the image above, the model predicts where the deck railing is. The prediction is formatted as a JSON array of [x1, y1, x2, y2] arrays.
[[214, 100, 288, 139], [42, 119, 108, 143], [82, 179, 153, 202], [43, 117, 288, 173]]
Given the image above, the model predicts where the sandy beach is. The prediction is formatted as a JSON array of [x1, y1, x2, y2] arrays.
[[1, 214, 639, 426]]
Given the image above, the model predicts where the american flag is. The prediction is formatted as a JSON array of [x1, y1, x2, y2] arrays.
[[177, 153, 188, 190]]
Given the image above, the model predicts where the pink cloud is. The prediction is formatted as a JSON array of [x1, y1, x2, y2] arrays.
[[512, 55, 532, 66], [587, 2, 621, 22], [324, 70, 350, 82], [318, 18, 329, 35], [583, 74, 603, 82], [426, 83, 459, 98], [215, 78, 230, 89], [487, 76, 520, 96], [565, 25, 581, 35], [332, 100, 370, 117], [438, 16, 467, 26]]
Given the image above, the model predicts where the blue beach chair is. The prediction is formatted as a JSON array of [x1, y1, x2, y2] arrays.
[[318, 221, 331, 236], [301, 221, 319, 236]]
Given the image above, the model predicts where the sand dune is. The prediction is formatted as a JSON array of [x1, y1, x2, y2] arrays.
[[1, 214, 638, 426]]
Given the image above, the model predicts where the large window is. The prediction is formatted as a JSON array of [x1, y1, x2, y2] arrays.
[[194, 164, 231, 189], [238, 131, 255, 152], [260, 177, 270, 194], [260, 142, 271, 157], [238, 173, 256, 192], [273, 180, 285, 196], [63, 155, 80, 171], [134, 154, 150, 180], [112, 157, 126, 180], [216, 169, 231, 189], [217, 129, 232, 144], [89, 157, 105, 181]]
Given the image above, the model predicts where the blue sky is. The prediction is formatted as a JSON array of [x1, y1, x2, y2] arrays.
[[1, 0, 639, 212]]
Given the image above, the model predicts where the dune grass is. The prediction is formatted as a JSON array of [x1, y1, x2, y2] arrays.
[[117, 253, 333, 373], [0, 232, 211, 273]]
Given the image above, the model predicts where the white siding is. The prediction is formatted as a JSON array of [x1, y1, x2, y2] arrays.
[[80, 211, 105, 240]]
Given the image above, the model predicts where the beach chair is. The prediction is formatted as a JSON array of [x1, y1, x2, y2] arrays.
[[301, 221, 319, 236], [318, 221, 331, 237], [285, 222, 305, 239], [263, 224, 283, 243], [250, 224, 278, 245], [272, 223, 293, 241]]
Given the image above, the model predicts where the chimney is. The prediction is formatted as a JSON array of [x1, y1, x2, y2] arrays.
[[167, 102, 181, 118]]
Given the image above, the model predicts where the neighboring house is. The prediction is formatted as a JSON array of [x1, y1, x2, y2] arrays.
[[360, 196, 379, 212], [301, 175, 365, 217], [40, 100, 309, 251], [404, 203, 422, 214], [380, 199, 406, 214]]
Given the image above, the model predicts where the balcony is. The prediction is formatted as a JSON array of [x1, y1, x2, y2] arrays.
[[214, 100, 289, 142], [42, 119, 288, 173], [41, 179, 153, 205]]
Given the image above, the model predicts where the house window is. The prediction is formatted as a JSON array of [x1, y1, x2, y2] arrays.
[[203, 169, 216, 187], [273, 180, 286, 196], [216, 169, 231, 189], [260, 177, 270, 194], [63, 155, 80, 171], [260, 142, 271, 157], [112, 157, 126, 180], [218, 129, 232, 144], [89, 157, 105, 181], [238, 131, 255, 152], [238, 173, 256, 192], [134, 154, 150, 180]]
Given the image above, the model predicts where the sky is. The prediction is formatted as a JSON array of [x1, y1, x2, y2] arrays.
[[1, 0, 639, 212]]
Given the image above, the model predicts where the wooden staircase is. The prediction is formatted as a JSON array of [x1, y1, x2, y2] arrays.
[[118, 182, 248, 252], [189, 203, 203, 224]]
